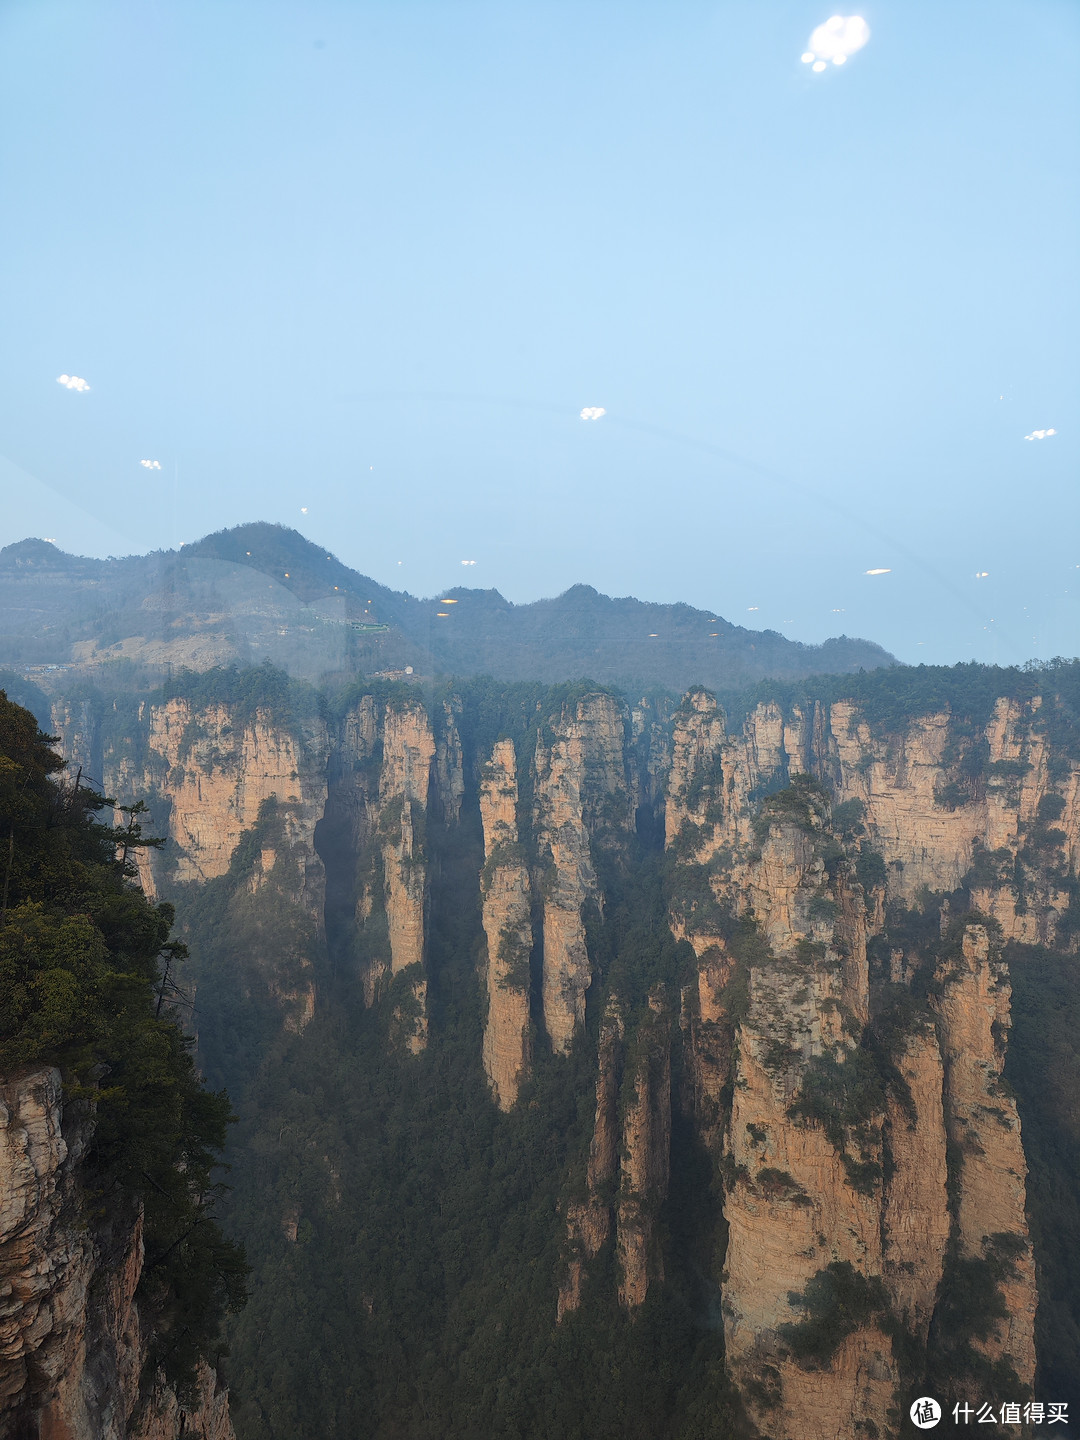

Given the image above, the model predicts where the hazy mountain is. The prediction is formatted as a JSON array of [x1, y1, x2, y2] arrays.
[[1, 522, 894, 692]]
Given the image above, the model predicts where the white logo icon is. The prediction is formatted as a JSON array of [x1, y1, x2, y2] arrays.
[[910, 1398, 941, 1429]]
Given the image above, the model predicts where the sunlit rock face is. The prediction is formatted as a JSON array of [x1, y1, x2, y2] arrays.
[[479, 738, 533, 1108], [0, 1069, 234, 1440], [64, 673, 1076, 1435], [661, 692, 1056, 1436], [934, 925, 1037, 1378], [533, 693, 631, 1054], [333, 695, 435, 1048]]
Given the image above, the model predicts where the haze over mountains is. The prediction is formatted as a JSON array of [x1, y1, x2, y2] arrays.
[[1, 521, 893, 694]]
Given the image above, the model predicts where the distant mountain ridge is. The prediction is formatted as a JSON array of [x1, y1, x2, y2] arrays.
[[0, 521, 895, 691]]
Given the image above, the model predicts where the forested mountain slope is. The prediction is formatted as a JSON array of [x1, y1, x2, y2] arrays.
[[0, 522, 893, 693], [24, 660, 1080, 1439]]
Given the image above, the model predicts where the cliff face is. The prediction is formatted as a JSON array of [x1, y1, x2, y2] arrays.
[[557, 990, 671, 1317], [113, 699, 328, 904], [0, 1069, 233, 1440], [615, 992, 671, 1310], [533, 694, 631, 1054], [49, 672, 1077, 1438], [479, 738, 533, 1108], [558, 1002, 622, 1320], [662, 688, 1054, 1437], [934, 924, 1037, 1376]]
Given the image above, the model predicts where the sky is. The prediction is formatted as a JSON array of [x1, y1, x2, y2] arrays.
[[1, 0, 1077, 666]]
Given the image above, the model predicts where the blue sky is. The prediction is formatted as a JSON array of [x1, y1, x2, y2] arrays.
[[1, 0, 1077, 665]]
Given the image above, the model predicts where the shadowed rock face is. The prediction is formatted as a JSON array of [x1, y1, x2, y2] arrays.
[[558, 1003, 622, 1321], [33, 672, 1079, 1438], [935, 925, 1036, 1376], [0, 1069, 234, 1440]]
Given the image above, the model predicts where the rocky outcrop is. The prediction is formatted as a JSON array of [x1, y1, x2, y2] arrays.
[[48, 698, 100, 785], [558, 992, 672, 1317], [130, 700, 327, 908], [616, 993, 671, 1309], [668, 686, 1080, 946], [40, 672, 1072, 1429], [326, 694, 436, 1044], [0, 1069, 233, 1440], [378, 702, 434, 979], [881, 1027, 949, 1339], [664, 698, 1045, 1436], [533, 694, 630, 1054], [719, 813, 897, 1440], [558, 1003, 622, 1320], [934, 922, 1037, 1382], [378, 702, 435, 1052], [479, 740, 533, 1108], [434, 698, 465, 825]]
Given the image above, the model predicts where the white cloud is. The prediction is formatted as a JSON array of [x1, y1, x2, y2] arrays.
[[865, 568, 891, 575], [801, 14, 870, 69], [1024, 429, 1056, 441], [300, 506, 308, 514], [975, 571, 989, 578], [580, 406, 606, 421], [460, 559, 476, 566], [57, 374, 90, 392], [139, 459, 161, 470]]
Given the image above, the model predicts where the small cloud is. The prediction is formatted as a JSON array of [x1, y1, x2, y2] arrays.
[[580, 406, 606, 421], [301, 506, 308, 514], [975, 571, 989, 578], [801, 14, 870, 69], [460, 559, 476, 566], [747, 606, 759, 611], [139, 459, 161, 470], [1024, 429, 1056, 441], [57, 374, 90, 391], [865, 568, 891, 575]]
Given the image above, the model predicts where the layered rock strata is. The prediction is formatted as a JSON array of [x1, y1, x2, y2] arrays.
[[0, 1068, 233, 1440]]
